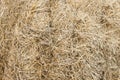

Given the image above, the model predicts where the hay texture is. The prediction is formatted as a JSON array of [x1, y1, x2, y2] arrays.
[[0, 0, 120, 80]]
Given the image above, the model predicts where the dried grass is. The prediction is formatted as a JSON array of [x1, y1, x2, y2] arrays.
[[0, 0, 120, 80]]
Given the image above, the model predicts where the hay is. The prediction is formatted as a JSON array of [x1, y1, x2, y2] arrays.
[[0, 0, 120, 80]]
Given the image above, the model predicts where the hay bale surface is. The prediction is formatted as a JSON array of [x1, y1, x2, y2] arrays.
[[0, 0, 120, 80]]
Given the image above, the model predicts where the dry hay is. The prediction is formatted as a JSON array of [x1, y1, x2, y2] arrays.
[[0, 0, 120, 80]]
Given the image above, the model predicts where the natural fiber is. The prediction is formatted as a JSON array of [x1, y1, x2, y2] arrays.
[[0, 0, 120, 80]]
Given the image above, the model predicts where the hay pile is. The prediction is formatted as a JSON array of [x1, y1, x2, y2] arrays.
[[0, 0, 120, 80]]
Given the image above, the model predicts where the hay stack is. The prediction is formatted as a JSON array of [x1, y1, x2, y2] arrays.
[[0, 0, 120, 80]]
